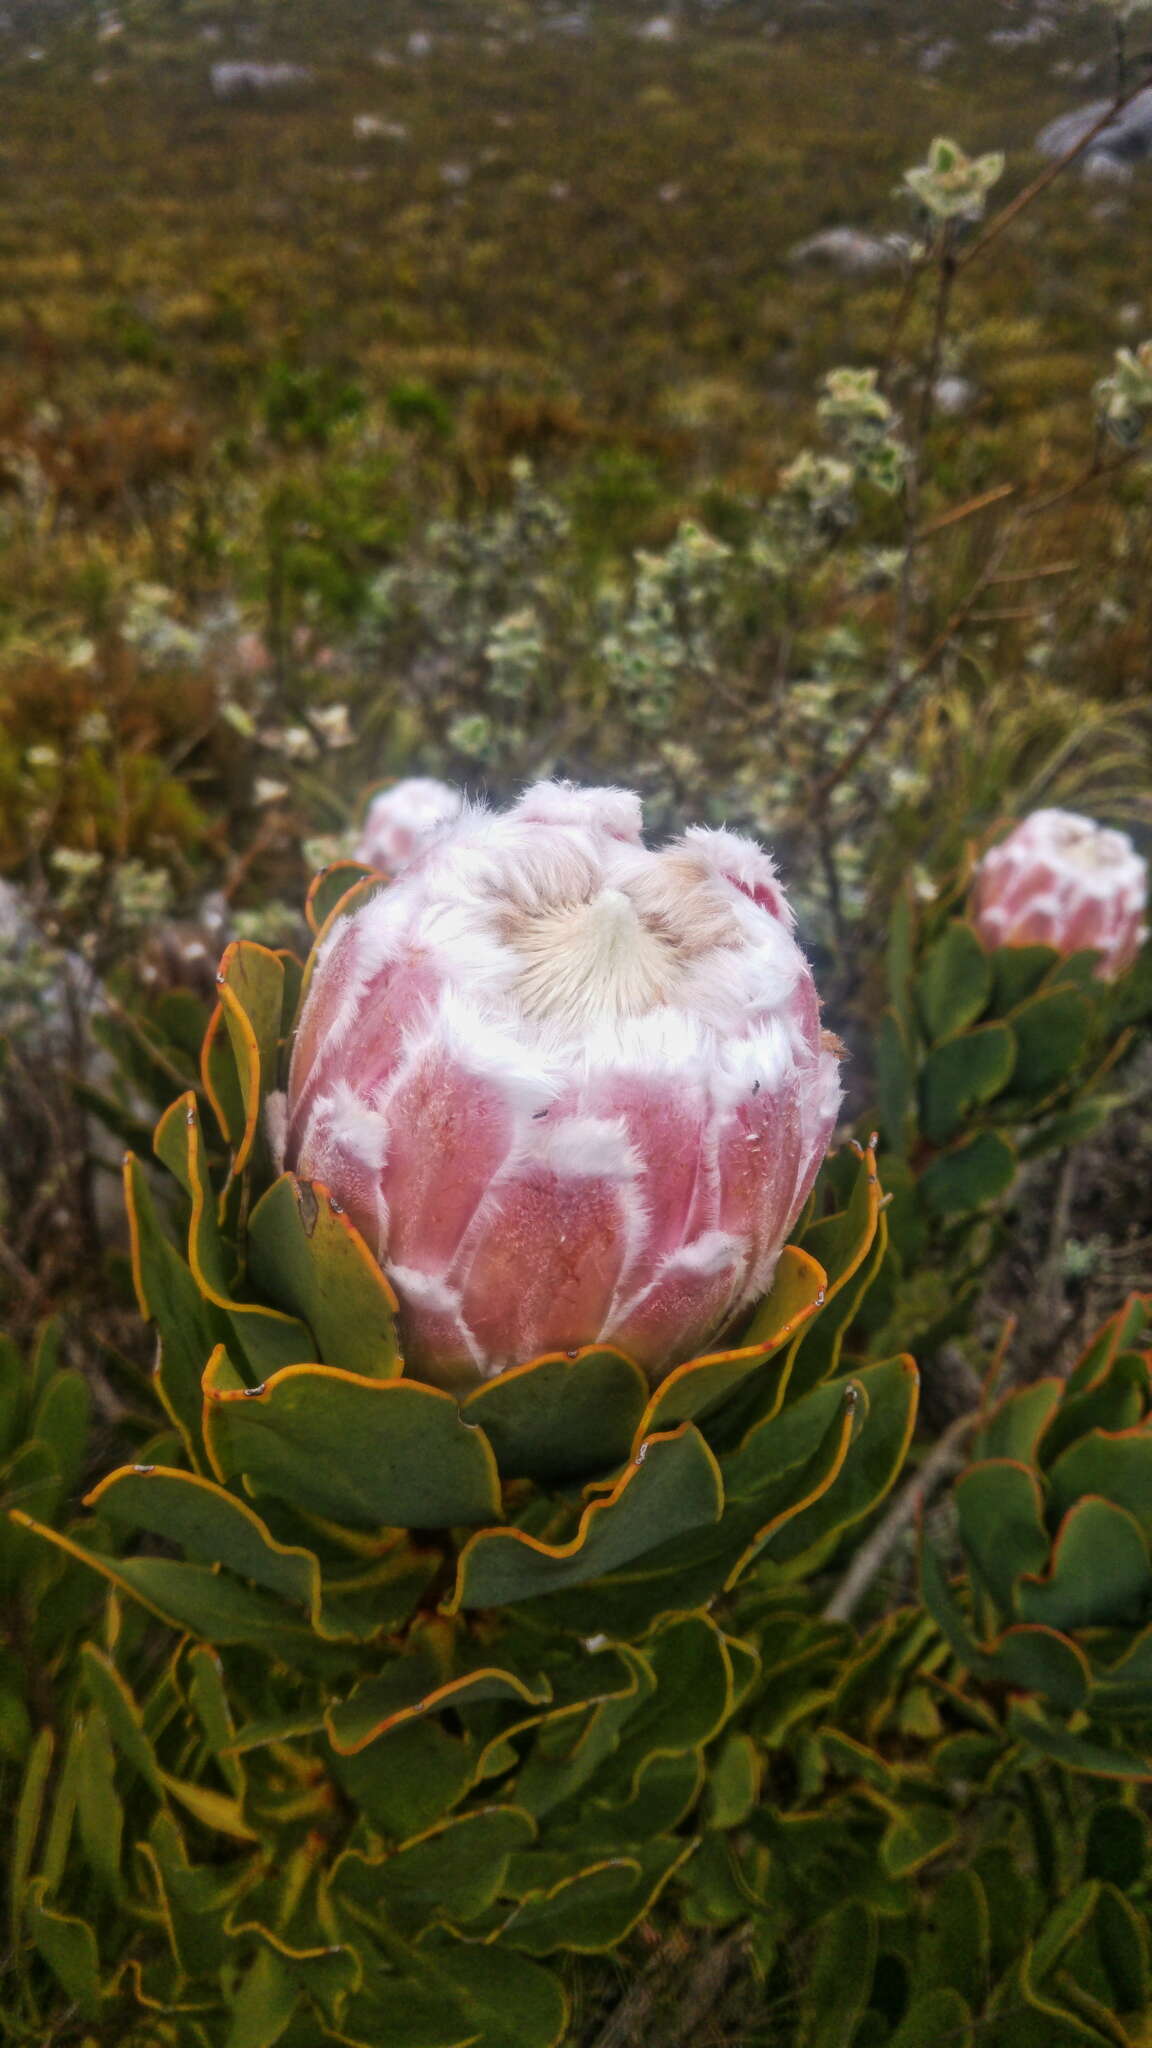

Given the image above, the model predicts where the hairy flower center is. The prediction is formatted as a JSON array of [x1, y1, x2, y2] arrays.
[[1057, 831, 1121, 875], [510, 886, 679, 1027]]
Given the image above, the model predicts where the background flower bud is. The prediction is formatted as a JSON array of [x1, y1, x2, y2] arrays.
[[355, 776, 464, 875], [287, 781, 842, 1387], [971, 806, 1148, 981]]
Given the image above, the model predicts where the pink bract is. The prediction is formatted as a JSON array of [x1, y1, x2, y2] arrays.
[[355, 778, 464, 876], [286, 781, 842, 1387], [971, 808, 1147, 983]]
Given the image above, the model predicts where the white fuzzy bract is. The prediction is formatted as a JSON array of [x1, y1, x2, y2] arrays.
[[971, 808, 1148, 982], [355, 777, 464, 876], [287, 781, 843, 1386]]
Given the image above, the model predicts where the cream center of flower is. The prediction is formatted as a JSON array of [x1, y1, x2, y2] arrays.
[[511, 886, 680, 1026], [1057, 830, 1121, 875]]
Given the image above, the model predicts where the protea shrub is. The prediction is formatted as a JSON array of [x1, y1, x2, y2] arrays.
[[861, 811, 1151, 1362], [9, 782, 922, 2045], [923, 1290, 1152, 1778], [287, 781, 843, 1387], [970, 807, 1148, 983], [355, 774, 464, 875]]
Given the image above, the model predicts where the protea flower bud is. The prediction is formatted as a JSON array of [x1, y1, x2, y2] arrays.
[[286, 782, 842, 1387], [971, 807, 1147, 982], [355, 777, 464, 876]]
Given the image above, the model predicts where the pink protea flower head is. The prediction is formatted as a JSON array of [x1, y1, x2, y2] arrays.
[[285, 781, 843, 1388], [355, 777, 464, 875], [971, 807, 1148, 983]]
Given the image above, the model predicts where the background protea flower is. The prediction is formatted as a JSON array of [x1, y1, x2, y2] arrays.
[[971, 807, 1147, 982], [355, 775, 464, 875], [286, 781, 842, 1387]]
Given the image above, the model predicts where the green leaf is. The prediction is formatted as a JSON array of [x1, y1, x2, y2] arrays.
[[875, 1007, 912, 1155], [733, 1244, 831, 1357], [991, 944, 1059, 1013], [1094, 1883, 1150, 2013], [1039, 1354, 1149, 1468], [463, 1346, 647, 1484], [153, 1095, 316, 1378], [886, 886, 916, 1025], [124, 1151, 222, 1461], [227, 1944, 298, 2048], [75, 1711, 123, 1897], [248, 1174, 401, 1381], [572, 1749, 703, 1849], [16, 1519, 323, 1658], [1085, 1629, 1152, 1721], [799, 1900, 877, 2048], [1066, 1301, 1149, 1398], [917, 1868, 989, 2009], [186, 1642, 244, 1794], [543, 1381, 858, 1634], [10, 1726, 54, 1950], [1008, 1706, 1152, 1781], [889, 1989, 973, 2048], [497, 1839, 693, 1954], [86, 1465, 381, 1642], [333, 1980, 478, 2048], [1083, 1803, 1148, 1889], [953, 1460, 1050, 1615], [920, 1542, 987, 1668], [333, 1717, 478, 1840], [333, 1808, 536, 1933], [920, 1129, 1016, 1217], [917, 921, 992, 1043], [707, 1732, 761, 1830], [1019, 1099, 1114, 1161], [449, 1424, 723, 1610], [763, 1356, 919, 1569], [139, 1809, 248, 1979], [640, 1244, 829, 1440], [782, 1147, 885, 1400], [205, 1356, 502, 1529], [305, 861, 380, 933], [211, 941, 286, 1175], [1048, 1427, 1152, 1534], [1032, 1883, 1101, 1982], [1007, 987, 1094, 1100], [608, 1613, 735, 1770], [1110, 936, 1152, 1025], [971, 1380, 1064, 1464], [162, 1772, 258, 1843], [26, 1878, 102, 2021], [724, 1372, 856, 1503], [89, 1465, 319, 1605], [412, 1940, 568, 2048], [80, 1644, 166, 1796], [31, 1372, 91, 1497], [879, 1799, 955, 1877], [986, 1626, 1092, 1713], [919, 1022, 1016, 1144], [327, 1657, 552, 1755], [1017, 1498, 1152, 1631]]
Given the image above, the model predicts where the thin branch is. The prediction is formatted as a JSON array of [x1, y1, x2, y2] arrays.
[[960, 70, 1152, 272], [811, 523, 1013, 805], [987, 560, 1078, 584], [823, 1410, 980, 1624], [1034, 1151, 1079, 1348], [912, 482, 1016, 543], [587, 1935, 691, 2048], [1017, 443, 1147, 522], [663, 1929, 749, 2048]]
